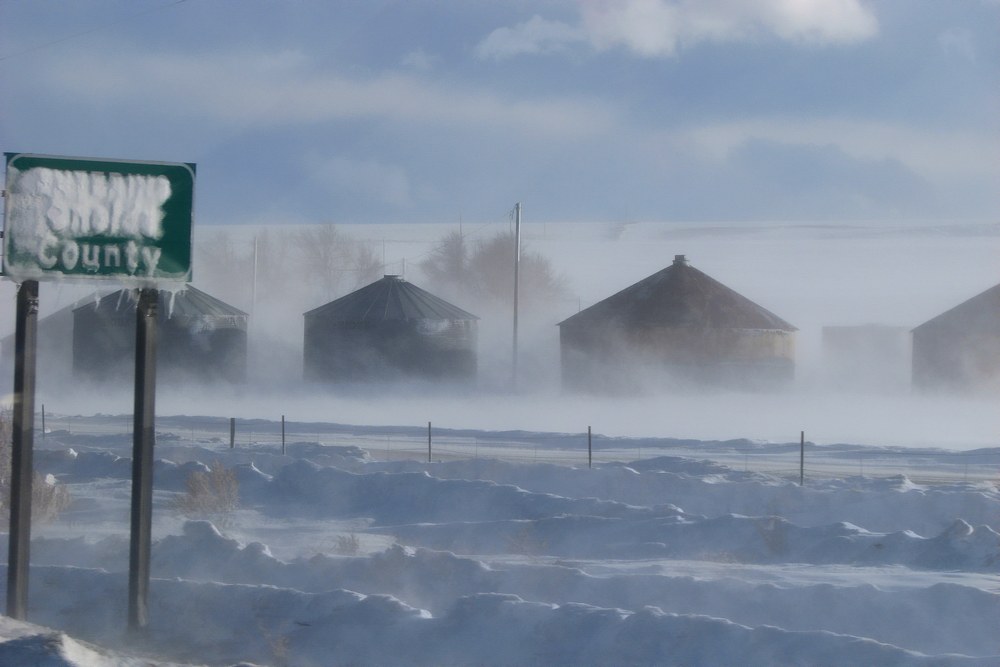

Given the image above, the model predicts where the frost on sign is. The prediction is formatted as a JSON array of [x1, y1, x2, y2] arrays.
[[3, 153, 194, 282]]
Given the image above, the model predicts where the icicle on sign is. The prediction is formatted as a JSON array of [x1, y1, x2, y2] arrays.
[[2, 153, 194, 282]]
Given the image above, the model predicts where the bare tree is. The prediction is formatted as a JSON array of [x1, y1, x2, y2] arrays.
[[419, 229, 566, 312], [194, 229, 252, 308], [350, 241, 384, 289], [468, 231, 567, 310], [294, 224, 354, 299], [253, 230, 290, 296], [420, 230, 469, 290], [292, 224, 385, 297]]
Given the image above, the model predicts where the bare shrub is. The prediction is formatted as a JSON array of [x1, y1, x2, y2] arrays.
[[0, 407, 73, 523], [333, 533, 361, 556], [172, 461, 239, 519], [32, 473, 72, 522], [505, 524, 549, 556]]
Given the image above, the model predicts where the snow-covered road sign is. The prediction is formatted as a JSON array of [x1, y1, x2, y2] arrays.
[[2, 153, 195, 283]]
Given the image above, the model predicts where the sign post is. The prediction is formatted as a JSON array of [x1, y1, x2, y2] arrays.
[[3, 153, 194, 631], [128, 288, 158, 632], [6, 280, 38, 620]]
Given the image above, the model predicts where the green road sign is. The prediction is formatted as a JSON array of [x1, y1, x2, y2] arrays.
[[3, 153, 195, 283]]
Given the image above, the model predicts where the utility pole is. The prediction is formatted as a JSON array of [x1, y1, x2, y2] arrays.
[[799, 431, 805, 486], [512, 202, 521, 391], [251, 236, 258, 316]]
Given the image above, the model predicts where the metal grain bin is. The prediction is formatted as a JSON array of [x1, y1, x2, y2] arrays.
[[912, 282, 1000, 393], [303, 275, 478, 383], [558, 255, 796, 392], [73, 286, 248, 384]]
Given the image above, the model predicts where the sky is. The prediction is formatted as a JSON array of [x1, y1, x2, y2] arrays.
[[1, 0, 998, 226]]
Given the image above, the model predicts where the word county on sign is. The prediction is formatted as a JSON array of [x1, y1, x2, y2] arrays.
[[2, 153, 195, 283]]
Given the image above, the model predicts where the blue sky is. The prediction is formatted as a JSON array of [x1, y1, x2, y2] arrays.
[[2, 0, 998, 225]]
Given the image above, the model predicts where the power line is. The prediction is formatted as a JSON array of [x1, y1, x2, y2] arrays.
[[0, 0, 189, 63]]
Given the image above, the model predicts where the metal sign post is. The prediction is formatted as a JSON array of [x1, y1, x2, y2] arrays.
[[128, 288, 158, 632], [6, 279, 38, 620]]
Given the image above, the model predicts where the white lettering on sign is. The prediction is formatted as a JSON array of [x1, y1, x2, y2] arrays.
[[31, 237, 163, 276], [6, 165, 172, 276]]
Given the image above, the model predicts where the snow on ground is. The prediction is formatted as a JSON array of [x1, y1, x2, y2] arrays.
[[1, 414, 998, 666]]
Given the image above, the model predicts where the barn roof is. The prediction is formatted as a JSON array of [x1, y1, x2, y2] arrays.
[[912, 282, 1000, 334], [304, 275, 478, 323], [73, 285, 248, 329], [559, 255, 796, 332]]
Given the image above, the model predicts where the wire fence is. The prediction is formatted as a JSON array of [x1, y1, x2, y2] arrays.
[[32, 410, 1000, 488]]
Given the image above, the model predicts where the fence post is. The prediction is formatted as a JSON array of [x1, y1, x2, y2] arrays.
[[427, 421, 432, 463], [799, 431, 805, 486], [229, 418, 236, 449], [41, 404, 45, 441], [281, 415, 286, 455], [588, 426, 592, 469]]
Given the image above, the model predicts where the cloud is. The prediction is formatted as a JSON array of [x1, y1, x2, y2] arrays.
[[40, 48, 614, 139], [476, 15, 585, 59], [477, 0, 878, 59]]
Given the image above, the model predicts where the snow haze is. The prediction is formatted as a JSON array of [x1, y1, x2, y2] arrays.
[[4, 218, 999, 449], [2, 220, 999, 665]]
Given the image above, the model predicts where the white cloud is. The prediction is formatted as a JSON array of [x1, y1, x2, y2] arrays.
[[476, 15, 585, 59], [581, 0, 684, 56], [477, 0, 878, 59], [42, 49, 614, 138]]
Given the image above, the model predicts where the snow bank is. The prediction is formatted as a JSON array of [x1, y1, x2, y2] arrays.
[[8, 416, 999, 665]]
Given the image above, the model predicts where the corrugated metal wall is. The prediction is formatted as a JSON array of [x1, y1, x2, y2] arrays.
[[304, 318, 477, 383], [560, 324, 795, 393]]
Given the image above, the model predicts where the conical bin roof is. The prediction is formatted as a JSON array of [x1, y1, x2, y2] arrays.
[[559, 255, 795, 332], [305, 275, 478, 323]]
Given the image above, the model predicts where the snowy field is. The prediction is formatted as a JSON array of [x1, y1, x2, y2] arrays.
[[1, 219, 1000, 664], [0, 413, 998, 666]]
